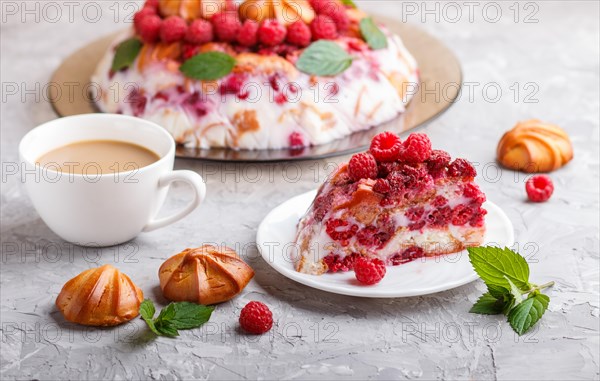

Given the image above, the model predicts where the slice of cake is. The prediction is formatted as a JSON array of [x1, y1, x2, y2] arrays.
[[91, 0, 418, 150], [294, 132, 487, 275]]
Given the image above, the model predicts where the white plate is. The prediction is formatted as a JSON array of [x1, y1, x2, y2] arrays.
[[256, 190, 515, 298]]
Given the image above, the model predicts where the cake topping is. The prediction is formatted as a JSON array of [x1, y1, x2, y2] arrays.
[[497, 119, 573, 173], [526, 174, 554, 202], [310, 14, 338, 40], [286, 20, 312, 47], [186, 18, 214, 44], [237, 19, 259, 46], [160, 15, 188, 43], [447, 158, 477, 179], [348, 152, 378, 181], [258, 19, 287, 46], [211, 11, 242, 42], [369, 131, 402, 162], [399, 132, 432, 163]]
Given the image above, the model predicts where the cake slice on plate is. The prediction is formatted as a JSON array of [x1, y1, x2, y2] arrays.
[[294, 132, 487, 275]]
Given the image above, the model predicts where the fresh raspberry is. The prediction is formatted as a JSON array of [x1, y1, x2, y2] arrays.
[[354, 257, 386, 285], [391, 246, 425, 265], [370, 132, 402, 162], [286, 21, 312, 47], [399, 133, 432, 163], [451, 204, 473, 226], [310, 15, 338, 40], [160, 16, 187, 43], [136, 14, 162, 43], [326, 218, 358, 241], [185, 19, 213, 44], [237, 20, 259, 47], [320, 2, 350, 32], [525, 175, 554, 202], [309, 0, 332, 13], [348, 152, 378, 181], [463, 183, 486, 203], [373, 178, 391, 194], [239, 301, 273, 334], [289, 132, 305, 148], [211, 12, 241, 42], [133, 7, 156, 30], [258, 19, 287, 47], [405, 206, 425, 222], [427, 149, 451, 172], [448, 158, 477, 178]]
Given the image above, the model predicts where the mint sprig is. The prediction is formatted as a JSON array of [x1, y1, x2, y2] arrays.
[[111, 37, 143, 72], [180, 51, 236, 80], [360, 17, 388, 50], [468, 246, 554, 335], [139, 299, 214, 337], [296, 40, 353, 76], [340, 0, 357, 8]]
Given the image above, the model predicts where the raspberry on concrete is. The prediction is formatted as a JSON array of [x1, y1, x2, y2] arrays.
[[239, 301, 273, 334], [526, 175, 554, 202], [370, 132, 402, 162], [348, 152, 378, 181], [258, 19, 287, 47], [185, 19, 213, 44], [160, 16, 188, 43], [354, 257, 386, 285]]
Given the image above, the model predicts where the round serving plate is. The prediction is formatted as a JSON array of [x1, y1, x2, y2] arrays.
[[49, 16, 462, 162], [256, 190, 514, 298]]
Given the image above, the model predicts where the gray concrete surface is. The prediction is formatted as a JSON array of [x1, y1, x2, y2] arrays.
[[1, 1, 599, 380]]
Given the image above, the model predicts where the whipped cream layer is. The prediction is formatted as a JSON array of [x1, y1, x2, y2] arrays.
[[92, 31, 418, 150]]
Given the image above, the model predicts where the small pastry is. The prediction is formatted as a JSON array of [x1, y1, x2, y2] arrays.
[[56, 265, 143, 326], [159, 245, 254, 305], [497, 119, 573, 173]]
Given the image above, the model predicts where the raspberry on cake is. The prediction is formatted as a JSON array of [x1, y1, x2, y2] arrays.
[[92, 0, 419, 150], [294, 132, 487, 275]]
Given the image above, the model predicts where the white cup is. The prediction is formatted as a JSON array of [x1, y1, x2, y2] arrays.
[[18, 114, 206, 246]]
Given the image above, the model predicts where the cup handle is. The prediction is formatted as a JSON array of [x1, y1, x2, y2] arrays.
[[142, 170, 206, 232]]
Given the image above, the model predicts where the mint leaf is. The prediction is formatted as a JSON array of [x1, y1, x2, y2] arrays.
[[340, 0, 356, 8], [468, 247, 531, 291], [111, 38, 142, 72], [470, 293, 506, 315], [360, 17, 388, 50], [508, 293, 549, 335], [139, 300, 215, 338], [155, 320, 179, 337], [169, 302, 215, 329], [505, 276, 525, 307], [296, 40, 353, 76], [180, 51, 236, 80], [487, 284, 509, 299]]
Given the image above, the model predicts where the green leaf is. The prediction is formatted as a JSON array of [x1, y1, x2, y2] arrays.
[[360, 17, 388, 50], [487, 284, 510, 299], [507, 293, 549, 335], [470, 293, 506, 315], [340, 0, 356, 8], [169, 302, 215, 329], [139, 299, 155, 320], [156, 303, 176, 324], [155, 320, 179, 337], [468, 246, 531, 291], [296, 40, 353, 76], [505, 276, 524, 307], [111, 37, 142, 72], [180, 51, 236, 80]]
